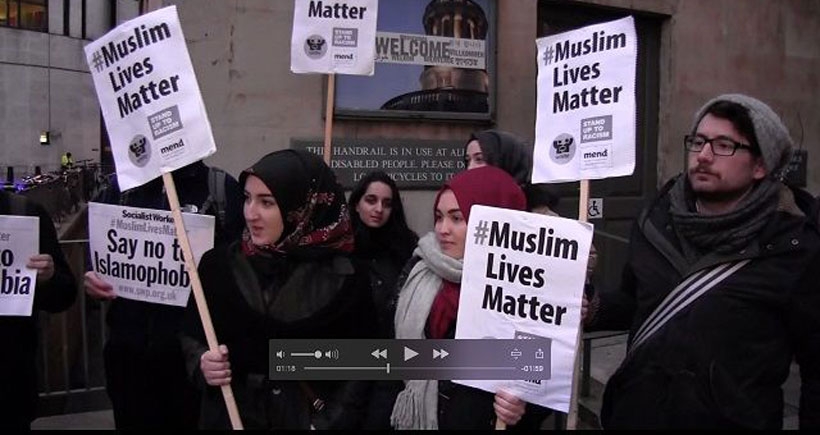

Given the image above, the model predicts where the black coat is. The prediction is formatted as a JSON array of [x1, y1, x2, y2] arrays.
[[0, 192, 76, 428], [357, 250, 404, 339], [91, 164, 244, 429], [354, 242, 412, 429], [592, 182, 820, 429], [181, 242, 376, 430], [351, 222, 417, 340]]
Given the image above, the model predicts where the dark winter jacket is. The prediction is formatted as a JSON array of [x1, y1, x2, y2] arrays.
[[0, 192, 76, 427], [180, 242, 376, 430], [590, 180, 820, 429], [357, 251, 405, 338]]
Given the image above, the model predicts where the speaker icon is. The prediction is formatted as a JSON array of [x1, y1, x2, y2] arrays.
[[324, 349, 340, 360], [276, 350, 285, 359]]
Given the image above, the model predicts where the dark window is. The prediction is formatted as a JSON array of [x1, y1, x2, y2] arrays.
[[537, 1, 662, 198], [63, 0, 68, 35], [81, 0, 85, 38], [0, 0, 47, 32], [537, 0, 664, 292]]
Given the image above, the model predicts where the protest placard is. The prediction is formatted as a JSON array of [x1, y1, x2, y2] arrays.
[[0, 216, 39, 316], [454, 205, 593, 412], [291, 0, 379, 75], [84, 6, 217, 191], [95, 4, 243, 427], [88, 202, 214, 307], [533, 16, 637, 183]]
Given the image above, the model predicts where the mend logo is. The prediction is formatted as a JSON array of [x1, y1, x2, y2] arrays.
[[159, 138, 185, 156], [583, 149, 608, 159], [333, 52, 355, 66]]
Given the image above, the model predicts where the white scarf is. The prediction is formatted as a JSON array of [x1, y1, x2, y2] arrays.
[[390, 232, 462, 429]]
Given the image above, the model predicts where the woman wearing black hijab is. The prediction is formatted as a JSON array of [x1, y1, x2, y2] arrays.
[[348, 171, 418, 429], [181, 150, 375, 430], [348, 171, 418, 338]]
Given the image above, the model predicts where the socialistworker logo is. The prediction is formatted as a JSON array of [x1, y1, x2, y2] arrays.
[[549, 133, 576, 165], [128, 135, 151, 168], [305, 34, 328, 59]]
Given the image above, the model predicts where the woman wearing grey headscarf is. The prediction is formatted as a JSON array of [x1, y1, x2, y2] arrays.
[[464, 129, 532, 186]]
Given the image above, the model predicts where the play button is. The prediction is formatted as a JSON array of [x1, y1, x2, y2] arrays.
[[404, 346, 418, 361]]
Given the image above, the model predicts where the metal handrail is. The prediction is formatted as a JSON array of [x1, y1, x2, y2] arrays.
[[37, 238, 109, 415]]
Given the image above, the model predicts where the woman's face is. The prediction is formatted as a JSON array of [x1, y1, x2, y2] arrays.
[[434, 189, 467, 259], [243, 175, 284, 246], [465, 140, 487, 170], [355, 181, 393, 228]]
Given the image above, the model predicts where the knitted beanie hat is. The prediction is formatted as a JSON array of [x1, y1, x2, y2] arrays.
[[692, 94, 793, 176]]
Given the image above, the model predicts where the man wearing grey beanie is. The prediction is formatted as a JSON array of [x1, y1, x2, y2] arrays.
[[582, 94, 820, 429]]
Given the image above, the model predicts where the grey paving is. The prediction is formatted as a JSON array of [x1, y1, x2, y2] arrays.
[[31, 334, 801, 429], [32, 410, 114, 430]]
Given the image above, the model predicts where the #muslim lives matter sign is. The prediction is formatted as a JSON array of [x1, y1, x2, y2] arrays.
[[88, 203, 214, 307], [84, 6, 217, 191], [0, 216, 39, 316], [454, 206, 593, 412], [533, 16, 637, 183], [291, 0, 379, 75]]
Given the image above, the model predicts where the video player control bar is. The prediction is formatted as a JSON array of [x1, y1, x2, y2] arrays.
[[269, 339, 553, 380]]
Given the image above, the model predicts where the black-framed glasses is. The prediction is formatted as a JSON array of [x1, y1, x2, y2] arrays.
[[684, 135, 755, 156]]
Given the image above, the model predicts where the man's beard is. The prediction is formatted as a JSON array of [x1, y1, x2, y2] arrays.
[[691, 180, 756, 205]]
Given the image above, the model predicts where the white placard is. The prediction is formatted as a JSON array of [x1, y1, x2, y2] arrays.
[[454, 205, 593, 412], [88, 202, 214, 307], [533, 16, 637, 183], [0, 216, 39, 316], [291, 0, 379, 75], [84, 6, 217, 191]]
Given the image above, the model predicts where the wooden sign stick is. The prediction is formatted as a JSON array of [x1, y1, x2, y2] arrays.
[[566, 179, 590, 430], [162, 173, 244, 430], [323, 74, 336, 165]]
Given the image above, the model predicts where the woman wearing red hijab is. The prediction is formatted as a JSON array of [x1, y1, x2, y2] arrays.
[[390, 166, 537, 430]]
